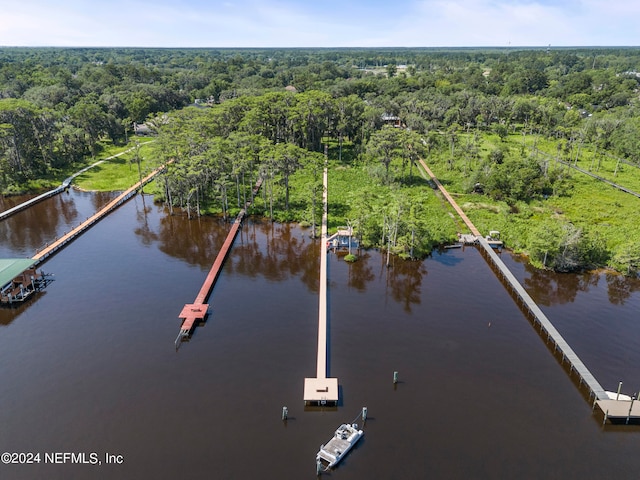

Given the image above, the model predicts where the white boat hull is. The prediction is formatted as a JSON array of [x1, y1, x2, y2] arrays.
[[316, 423, 363, 469]]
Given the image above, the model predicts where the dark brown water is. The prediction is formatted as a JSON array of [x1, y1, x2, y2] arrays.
[[1, 189, 639, 479]]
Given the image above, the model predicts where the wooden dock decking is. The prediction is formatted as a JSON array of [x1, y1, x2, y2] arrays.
[[476, 236, 609, 402], [31, 163, 171, 265], [417, 158, 626, 419], [304, 161, 338, 406], [418, 159, 481, 237], [176, 178, 263, 342], [596, 399, 640, 423], [1, 143, 155, 223], [0, 185, 66, 222]]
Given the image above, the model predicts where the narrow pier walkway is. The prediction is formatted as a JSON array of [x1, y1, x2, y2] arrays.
[[176, 178, 263, 344], [417, 159, 630, 420], [0, 185, 67, 222], [418, 160, 480, 237], [1, 142, 154, 222], [31, 162, 170, 265], [304, 161, 338, 406]]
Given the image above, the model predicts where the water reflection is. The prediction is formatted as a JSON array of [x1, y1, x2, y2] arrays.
[[511, 254, 640, 307], [605, 272, 640, 305], [342, 251, 375, 293], [132, 208, 429, 310], [523, 264, 598, 306], [0, 194, 78, 255], [328, 249, 426, 313], [382, 255, 427, 313], [0, 189, 117, 257], [233, 221, 319, 289], [132, 196, 156, 247], [0, 193, 37, 212], [138, 213, 321, 291], [0, 292, 44, 326], [154, 212, 229, 267]]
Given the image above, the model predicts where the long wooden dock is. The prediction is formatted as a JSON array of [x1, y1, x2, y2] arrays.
[[476, 235, 609, 402], [1, 143, 154, 223], [176, 178, 263, 343], [418, 160, 481, 236], [0, 185, 67, 222], [417, 158, 634, 421], [304, 161, 339, 406], [31, 163, 170, 265]]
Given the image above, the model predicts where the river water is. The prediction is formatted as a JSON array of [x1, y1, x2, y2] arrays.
[[0, 189, 639, 479]]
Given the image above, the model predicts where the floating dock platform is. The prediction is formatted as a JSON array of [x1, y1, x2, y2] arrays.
[[597, 398, 640, 424]]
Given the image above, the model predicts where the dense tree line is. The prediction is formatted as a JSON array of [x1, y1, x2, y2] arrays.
[[2, 46, 640, 192], [1, 46, 640, 271], [150, 94, 439, 257], [0, 47, 636, 145]]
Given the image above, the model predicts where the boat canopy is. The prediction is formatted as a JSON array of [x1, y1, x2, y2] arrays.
[[0, 259, 36, 288]]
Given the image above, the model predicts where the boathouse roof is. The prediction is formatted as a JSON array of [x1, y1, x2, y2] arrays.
[[0, 259, 36, 287]]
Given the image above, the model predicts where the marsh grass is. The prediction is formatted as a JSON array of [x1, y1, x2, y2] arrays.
[[424, 132, 640, 269]]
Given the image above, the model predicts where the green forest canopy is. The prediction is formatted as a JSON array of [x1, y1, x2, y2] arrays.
[[1, 46, 640, 274]]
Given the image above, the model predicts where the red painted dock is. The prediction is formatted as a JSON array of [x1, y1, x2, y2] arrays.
[[177, 178, 263, 342]]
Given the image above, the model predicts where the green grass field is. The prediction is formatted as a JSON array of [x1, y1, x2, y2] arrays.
[[73, 140, 159, 192]]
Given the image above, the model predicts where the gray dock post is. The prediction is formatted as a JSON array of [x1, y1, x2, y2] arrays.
[[617, 381, 623, 400], [393, 371, 398, 384], [316, 459, 322, 476], [282, 406, 288, 421], [626, 398, 634, 425], [362, 407, 368, 423]]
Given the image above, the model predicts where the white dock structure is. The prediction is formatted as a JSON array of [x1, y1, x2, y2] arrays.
[[476, 236, 609, 402], [418, 158, 640, 423], [0, 142, 154, 222], [304, 160, 338, 406], [0, 184, 67, 222]]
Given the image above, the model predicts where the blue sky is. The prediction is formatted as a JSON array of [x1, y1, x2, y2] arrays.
[[1, 0, 638, 47]]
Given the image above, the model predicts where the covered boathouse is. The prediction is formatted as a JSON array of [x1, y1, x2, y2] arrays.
[[0, 259, 53, 305], [326, 226, 358, 251]]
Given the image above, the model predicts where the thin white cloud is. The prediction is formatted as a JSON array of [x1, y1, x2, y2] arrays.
[[0, 0, 637, 47], [403, 0, 570, 46], [405, 0, 639, 46]]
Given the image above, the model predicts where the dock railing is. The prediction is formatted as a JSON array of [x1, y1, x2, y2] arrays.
[[476, 236, 609, 402], [32, 162, 170, 265], [418, 158, 611, 407]]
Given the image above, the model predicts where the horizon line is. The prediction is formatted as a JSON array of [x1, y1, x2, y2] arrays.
[[1, 45, 639, 50]]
